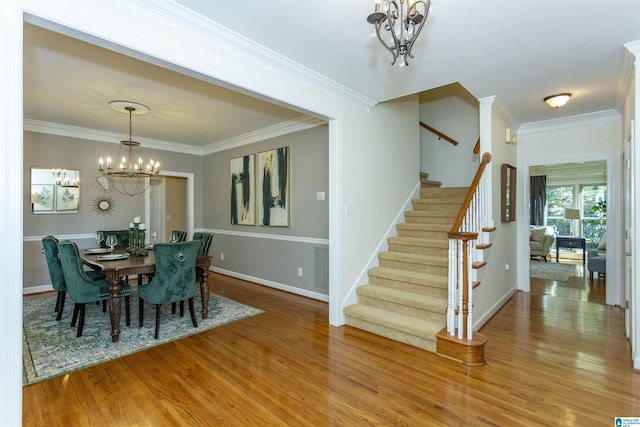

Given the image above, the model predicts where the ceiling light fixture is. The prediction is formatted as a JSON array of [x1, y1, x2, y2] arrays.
[[98, 101, 160, 197], [544, 93, 572, 108], [367, 0, 431, 67]]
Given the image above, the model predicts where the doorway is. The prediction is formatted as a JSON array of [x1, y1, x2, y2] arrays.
[[146, 171, 194, 243]]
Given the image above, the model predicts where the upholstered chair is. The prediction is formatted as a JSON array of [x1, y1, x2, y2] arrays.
[[171, 230, 187, 243], [42, 235, 106, 321], [58, 240, 131, 337], [138, 241, 200, 339], [192, 231, 213, 287], [192, 232, 213, 256]]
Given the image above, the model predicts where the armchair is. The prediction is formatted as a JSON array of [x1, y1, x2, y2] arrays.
[[530, 226, 555, 261]]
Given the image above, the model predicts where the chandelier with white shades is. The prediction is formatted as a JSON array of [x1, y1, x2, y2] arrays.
[[367, 0, 431, 67]]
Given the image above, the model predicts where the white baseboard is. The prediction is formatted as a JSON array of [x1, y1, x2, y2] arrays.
[[213, 267, 329, 302], [473, 287, 518, 330], [24, 284, 54, 295]]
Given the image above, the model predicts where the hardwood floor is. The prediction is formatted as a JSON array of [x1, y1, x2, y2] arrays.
[[23, 267, 639, 426]]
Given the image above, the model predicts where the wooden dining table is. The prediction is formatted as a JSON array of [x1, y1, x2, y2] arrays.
[[81, 249, 212, 342]]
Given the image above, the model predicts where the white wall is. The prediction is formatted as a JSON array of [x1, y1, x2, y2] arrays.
[[473, 98, 520, 328], [516, 116, 622, 304], [420, 93, 479, 186]]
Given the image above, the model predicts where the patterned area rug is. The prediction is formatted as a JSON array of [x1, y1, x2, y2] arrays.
[[23, 290, 263, 386], [530, 261, 576, 281]]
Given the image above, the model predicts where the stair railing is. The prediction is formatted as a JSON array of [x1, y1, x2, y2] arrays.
[[446, 152, 492, 340]]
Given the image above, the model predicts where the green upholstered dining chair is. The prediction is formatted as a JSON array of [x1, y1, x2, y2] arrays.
[[58, 240, 131, 337], [170, 230, 187, 243], [192, 232, 213, 256], [42, 235, 106, 321], [138, 241, 200, 339], [192, 231, 213, 291]]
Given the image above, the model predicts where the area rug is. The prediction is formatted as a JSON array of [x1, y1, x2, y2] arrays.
[[23, 290, 263, 386], [530, 261, 576, 281]]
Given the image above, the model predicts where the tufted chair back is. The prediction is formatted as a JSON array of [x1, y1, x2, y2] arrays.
[[140, 241, 200, 305], [42, 235, 65, 291]]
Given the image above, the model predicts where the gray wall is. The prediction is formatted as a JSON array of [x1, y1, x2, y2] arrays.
[[202, 125, 329, 297], [23, 131, 204, 290]]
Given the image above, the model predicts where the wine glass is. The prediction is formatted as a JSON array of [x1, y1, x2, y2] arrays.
[[151, 230, 158, 243], [170, 231, 179, 243], [105, 234, 118, 254], [94, 231, 104, 248]]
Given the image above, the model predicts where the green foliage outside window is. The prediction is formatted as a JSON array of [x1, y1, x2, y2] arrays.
[[545, 184, 606, 249]]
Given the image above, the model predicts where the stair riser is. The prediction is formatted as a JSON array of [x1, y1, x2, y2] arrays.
[[369, 276, 448, 298], [411, 202, 461, 212], [420, 188, 468, 198], [380, 259, 448, 275], [397, 230, 449, 239], [405, 210, 458, 218], [404, 215, 454, 225], [357, 294, 446, 323], [345, 316, 437, 352], [388, 243, 447, 257]]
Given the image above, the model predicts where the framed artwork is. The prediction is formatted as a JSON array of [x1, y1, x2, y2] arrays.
[[31, 184, 54, 212], [230, 154, 255, 225], [257, 147, 289, 226], [56, 186, 80, 211]]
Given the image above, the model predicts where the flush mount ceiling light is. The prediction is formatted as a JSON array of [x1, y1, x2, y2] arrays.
[[98, 100, 160, 197], [544, 93, 572, 108], [367, 0, 431, 67]]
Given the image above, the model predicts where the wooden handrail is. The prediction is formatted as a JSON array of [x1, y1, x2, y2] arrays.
[[473, 137, 480, 155], [419, 122, 459, 146], [449, 152, 492, 235]]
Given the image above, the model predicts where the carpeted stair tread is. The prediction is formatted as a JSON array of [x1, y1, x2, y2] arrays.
[[369, 267, 448, 287], [387, 236, 448, 249], [357, 284, 447, 312], [405, 210, 458, 218], [344, 304, 442, 341], [397, 223, 450, 232], [379, 251, 448, 266], [419, 187, 468, 199]]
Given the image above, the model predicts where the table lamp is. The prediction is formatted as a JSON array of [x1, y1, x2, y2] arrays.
[[564, 208, 581, 236]]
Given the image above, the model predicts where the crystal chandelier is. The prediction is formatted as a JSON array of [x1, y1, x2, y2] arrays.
[[98, 101, 160, 197], [367, 0, 431, 67]]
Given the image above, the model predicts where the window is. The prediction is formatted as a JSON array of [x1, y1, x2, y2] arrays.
[[546, 185, 573, 236], [545, 184, 606, 248], [582, 185, 606, 248]]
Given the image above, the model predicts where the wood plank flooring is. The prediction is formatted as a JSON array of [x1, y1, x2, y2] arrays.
[[23, 265, 639, 426]]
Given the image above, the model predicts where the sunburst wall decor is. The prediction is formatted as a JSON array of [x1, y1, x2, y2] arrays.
[[92, 193, 116, 216]]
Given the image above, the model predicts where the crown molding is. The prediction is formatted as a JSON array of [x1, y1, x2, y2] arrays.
[[617, 40, 640, 112], [24, 118, 205, 155], [135, 0, 376, 113], [517, 109, 621, 135], [25, 116, 326, 157], [202, 116, 326, 155]]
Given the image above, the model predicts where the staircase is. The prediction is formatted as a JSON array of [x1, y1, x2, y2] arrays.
[[344, 186, 469, 352]]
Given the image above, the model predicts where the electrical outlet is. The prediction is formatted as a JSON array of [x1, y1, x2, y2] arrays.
[[298, 267, 303, 276], [220, 253, 224, 260], [505, 264, 509, 270]]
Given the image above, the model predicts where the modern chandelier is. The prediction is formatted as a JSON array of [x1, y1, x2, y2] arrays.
[[98, 100, 160, 197], [367, 0, 431, 67]]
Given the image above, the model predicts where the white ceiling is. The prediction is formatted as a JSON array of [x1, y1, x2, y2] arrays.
[[23, 1, 640, 150]]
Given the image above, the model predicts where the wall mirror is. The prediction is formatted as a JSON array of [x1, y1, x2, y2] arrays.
[[501, 164, 516, 222], [31, 167, 80, 214]]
